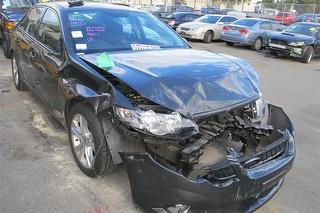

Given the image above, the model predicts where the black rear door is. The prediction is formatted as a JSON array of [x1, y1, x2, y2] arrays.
[[15, 7, 46, 89]]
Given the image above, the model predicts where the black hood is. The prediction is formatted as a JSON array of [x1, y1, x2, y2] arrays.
[[270, 32, 315, 45], [80, 49, 260, 117]]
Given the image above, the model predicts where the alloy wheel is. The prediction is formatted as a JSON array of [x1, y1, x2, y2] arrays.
[[70, 114, 95, 169], [12, 57, 19, 86]]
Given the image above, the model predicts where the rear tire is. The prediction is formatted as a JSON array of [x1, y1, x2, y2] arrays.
[[300, 46, 313, 64], [203, 31, 213, 43], [68, 103, 118, 177], [3, 36, 11, 59], [226, 42, 234, 46], [252, 37, 263, 51], [11, 54, 26, 91]]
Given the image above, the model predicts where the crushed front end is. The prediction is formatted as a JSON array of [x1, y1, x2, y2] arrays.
[[115, 98, 295, 213]]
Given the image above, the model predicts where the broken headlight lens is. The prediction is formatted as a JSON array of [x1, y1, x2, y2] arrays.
[[115, 107, 198, 136], [288, 41, 305, 46]]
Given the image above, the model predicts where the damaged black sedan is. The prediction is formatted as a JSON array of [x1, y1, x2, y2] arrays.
[[10, 1, 295, 212]]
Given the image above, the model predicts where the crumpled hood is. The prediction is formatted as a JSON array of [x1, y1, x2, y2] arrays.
[[270, 32, 315, 44], [80, 48, 260, 117]]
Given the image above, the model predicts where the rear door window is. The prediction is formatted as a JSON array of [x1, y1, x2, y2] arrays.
[[38, 9, 62, 52], [20, 7, 46, 37], [260, 22, 272, 30], [233, 19, 258, 27], [271, 23, 283, 31]]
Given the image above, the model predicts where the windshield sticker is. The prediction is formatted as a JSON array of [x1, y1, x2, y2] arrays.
[[96, 52, 114, 69], [71, 31, 83, 38], [75, 43, 87, 50], [309, 27, 317, 33], [131, 44, 160, 51], [86, 26, 106, 42], [68, 18, 85, 27]]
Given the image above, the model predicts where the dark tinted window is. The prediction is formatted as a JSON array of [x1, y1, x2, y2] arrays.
[[184, 14, 199, 21], [20, 7, 46, 37], [233, 19, 258, 27], [220, 16, 237, 23], [260, 22, 272, 30], [38, 9, 61, 52]]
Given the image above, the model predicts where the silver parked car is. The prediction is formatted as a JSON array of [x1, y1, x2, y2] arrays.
[[176, 15, 238, 43], [221, 18, 284, 50]]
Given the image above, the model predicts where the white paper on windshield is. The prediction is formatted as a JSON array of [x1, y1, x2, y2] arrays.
[[71, 31, 83, 38], [76, 43, 87, 50], [131, 44, 160, 51]]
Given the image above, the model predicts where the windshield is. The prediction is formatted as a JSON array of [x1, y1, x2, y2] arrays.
[[284, 23, 320, 36], [195, 15, 221, 24], [67, 9, 188, 53], [233, 19, 258, 27], [1, 0, 36, 9]]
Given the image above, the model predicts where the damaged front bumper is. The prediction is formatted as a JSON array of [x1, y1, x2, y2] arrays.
[[118, 105, 295, 213]]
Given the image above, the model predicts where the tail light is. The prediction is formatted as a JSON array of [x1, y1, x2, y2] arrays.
[[168, 20, 175, 26], [223, 26, 229, 32], [4, 21, 14, 31], [239, 28, 249, 35]]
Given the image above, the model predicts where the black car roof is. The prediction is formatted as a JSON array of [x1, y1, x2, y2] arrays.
[[37, 1, 142, 12]]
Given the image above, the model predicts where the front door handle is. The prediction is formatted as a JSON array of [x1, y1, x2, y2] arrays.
[[29, 49, 36, 60]]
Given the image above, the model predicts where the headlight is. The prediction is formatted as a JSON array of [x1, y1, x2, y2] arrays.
[[190, 27, 199, 31], [288, 41, 305, 46], [115, 107, 199, 136]]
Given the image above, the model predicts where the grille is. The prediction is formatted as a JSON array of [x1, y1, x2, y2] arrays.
[[208, 141, 287, 181], [270, 39, 287, 46], [181, 27, 190, 31]]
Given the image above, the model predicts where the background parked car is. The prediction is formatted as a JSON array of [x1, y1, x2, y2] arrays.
[[221, 18, 284, 51], [296, 13, 320, 23], [0, 0, 38, 58], [274, 12, 296, 25], [177, 15, 237, 43], [267, 22, 320, 63], [152, 11, 172, 21], [163, 12, 201, 30], [201, 7, 220, 14], [219, 8, 234, 15]]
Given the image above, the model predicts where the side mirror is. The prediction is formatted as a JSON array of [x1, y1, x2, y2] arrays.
[[217, 22, 224, 25]]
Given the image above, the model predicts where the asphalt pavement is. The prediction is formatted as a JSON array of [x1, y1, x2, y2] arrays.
[[0, 41, 319, 213]]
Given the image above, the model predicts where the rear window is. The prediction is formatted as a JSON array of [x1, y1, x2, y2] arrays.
[[233, 19, 258, 27], [277, 13, 290, 17]]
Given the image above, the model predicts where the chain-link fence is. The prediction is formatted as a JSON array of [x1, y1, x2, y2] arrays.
[[104, 0, 320, 23]]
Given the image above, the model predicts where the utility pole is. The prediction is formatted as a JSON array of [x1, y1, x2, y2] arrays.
[[241, 0, 245, 12]]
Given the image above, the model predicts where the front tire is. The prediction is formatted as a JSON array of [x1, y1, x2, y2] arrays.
[[203, 31, 213, 43], [300, 46, 313, 64], [68, 103, 117, 177], [226, 42, 234, 46], [11, 54, 26, 90]]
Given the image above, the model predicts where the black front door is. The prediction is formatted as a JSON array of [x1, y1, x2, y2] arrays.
[[35, 8, 64, 116]]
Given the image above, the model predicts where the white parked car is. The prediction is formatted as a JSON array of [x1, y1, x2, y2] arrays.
[[176, 15, 238, 43]]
